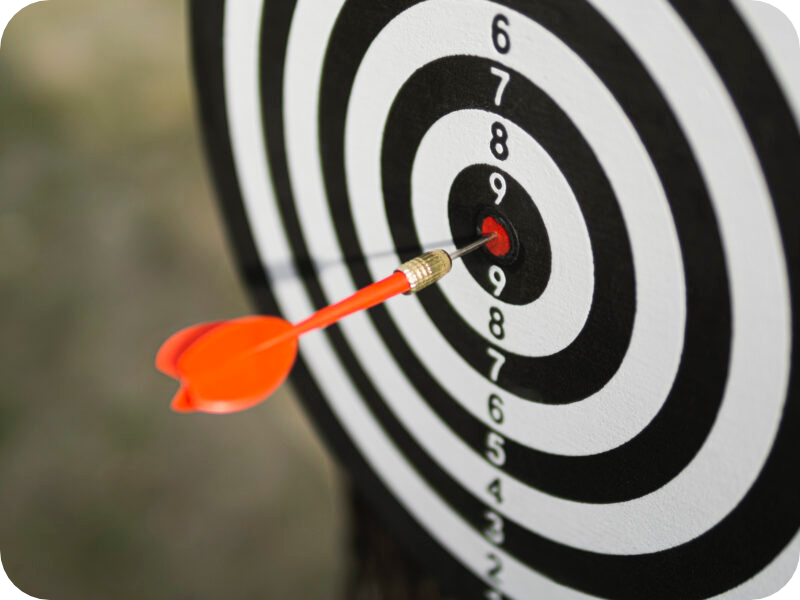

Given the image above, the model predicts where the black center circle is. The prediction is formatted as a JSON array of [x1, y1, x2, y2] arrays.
[[448, 164, 550, 305]]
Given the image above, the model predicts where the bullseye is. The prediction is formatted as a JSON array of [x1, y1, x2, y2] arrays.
[[480, 215, 512, 259]]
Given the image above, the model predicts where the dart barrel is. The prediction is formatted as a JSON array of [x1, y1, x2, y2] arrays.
[[397, 250, 452, 294]]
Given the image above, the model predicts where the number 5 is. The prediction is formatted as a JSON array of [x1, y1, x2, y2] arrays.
[[485, 431, 506, 466]]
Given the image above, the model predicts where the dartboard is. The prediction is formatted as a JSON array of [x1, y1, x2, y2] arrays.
[[190, 1, 800, 598]]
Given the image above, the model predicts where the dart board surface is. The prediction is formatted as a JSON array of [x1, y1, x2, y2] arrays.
[[190, 1, 800, 598]]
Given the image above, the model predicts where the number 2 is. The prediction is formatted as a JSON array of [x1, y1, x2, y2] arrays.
[[487, 552, 503, 583]]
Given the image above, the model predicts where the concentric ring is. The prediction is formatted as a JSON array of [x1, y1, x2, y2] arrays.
[[191, 0, 800, 597]]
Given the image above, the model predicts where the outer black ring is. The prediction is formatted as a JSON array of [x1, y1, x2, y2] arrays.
[[191, 1, 800, 598]]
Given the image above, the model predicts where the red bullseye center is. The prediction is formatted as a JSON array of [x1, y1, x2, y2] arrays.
[[481, 216, 512, 258]]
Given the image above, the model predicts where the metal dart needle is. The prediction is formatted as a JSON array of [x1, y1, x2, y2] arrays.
[[450, 234, 497, 260]]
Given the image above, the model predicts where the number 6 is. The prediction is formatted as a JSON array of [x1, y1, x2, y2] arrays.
[[491, 15, 511, 54]]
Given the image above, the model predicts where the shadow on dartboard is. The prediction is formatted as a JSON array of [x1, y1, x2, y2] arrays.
[[189, 0, 800, 598]]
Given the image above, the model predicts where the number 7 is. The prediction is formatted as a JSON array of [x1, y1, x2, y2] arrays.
[[490, 66, 510, 106], [487, 347, 506, 382]]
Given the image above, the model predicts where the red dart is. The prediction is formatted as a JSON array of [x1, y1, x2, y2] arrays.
[[156, 234, 498, 415]]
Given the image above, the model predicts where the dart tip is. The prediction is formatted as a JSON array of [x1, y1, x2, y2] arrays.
[[449, 233, 498, 260]]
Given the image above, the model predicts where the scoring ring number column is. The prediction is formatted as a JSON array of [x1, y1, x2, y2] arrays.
[[483, 13, 513, 598], [486, 14, 511, 378]]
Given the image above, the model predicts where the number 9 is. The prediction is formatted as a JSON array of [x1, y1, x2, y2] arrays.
[[488, 266, 506, 297], [489, 172, 507, 205]]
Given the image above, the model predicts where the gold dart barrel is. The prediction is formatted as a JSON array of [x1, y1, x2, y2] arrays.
[[397, 250, 452, 294], [396, 235, 496, 294]]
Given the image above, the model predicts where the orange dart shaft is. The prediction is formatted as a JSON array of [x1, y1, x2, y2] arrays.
[[292, 271, 410, 337], [245, 272, 410, 355], [248, 238, 495, 354]]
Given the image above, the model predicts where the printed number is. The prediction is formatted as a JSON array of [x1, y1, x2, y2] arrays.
[[490, 122, 509, 161], [484, 510, 505, 545], [485, 431, 506, 466], [485, 591, 503, 600], [487, 552, 503, 584], [488, 394, 504, 424], [489, 307, 505, 340], [489, 171, 507, 205], [489, 67, 510, 106], [487, 347, 506, 382], [488, 266, 506, 297], [492, 15, 511, 54], [487, 478, 503, 504]]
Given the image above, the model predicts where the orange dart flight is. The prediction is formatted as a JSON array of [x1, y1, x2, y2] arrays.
[[157, 234, 499, 415]]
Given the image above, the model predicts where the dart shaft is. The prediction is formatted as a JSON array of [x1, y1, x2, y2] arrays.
[[292, 235, 496, 334], [291, 271, 410, 338], [157, 234, 501, 414], [246, 235, 497, 352]]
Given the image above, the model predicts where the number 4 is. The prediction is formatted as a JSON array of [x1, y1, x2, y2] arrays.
[[490, 66, 510, 106]]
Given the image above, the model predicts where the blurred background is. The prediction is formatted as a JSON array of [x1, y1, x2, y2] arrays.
[[0, 2, 346, 598]]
